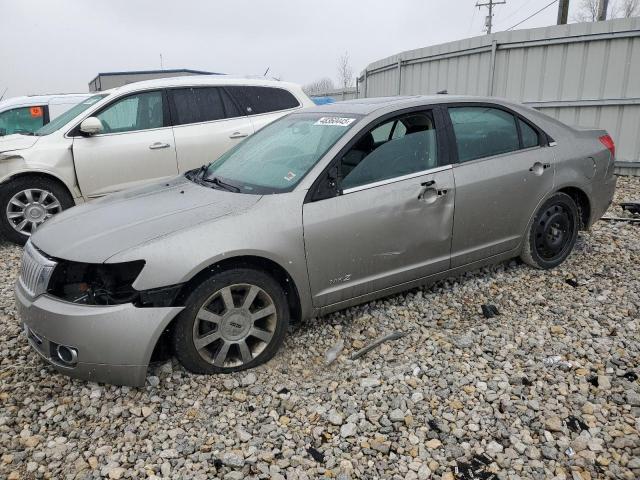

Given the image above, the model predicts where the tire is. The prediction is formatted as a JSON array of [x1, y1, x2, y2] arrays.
[[172, 268, 290, 375], [521, 192, 579, 269], [0, 176, 74, 245]]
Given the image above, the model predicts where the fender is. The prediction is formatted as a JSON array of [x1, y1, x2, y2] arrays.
[[0, 159, 83, 201]]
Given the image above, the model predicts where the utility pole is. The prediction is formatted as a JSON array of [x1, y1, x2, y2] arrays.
[[476, 0, 506, 34], [557, 0, 570, 24], [597, 0, 609, 20]]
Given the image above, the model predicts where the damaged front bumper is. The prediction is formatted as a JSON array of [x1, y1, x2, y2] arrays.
[[15, 281, 182, 387]]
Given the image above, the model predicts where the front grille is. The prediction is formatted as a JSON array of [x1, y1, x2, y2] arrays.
[[18, 241, 57, 297]]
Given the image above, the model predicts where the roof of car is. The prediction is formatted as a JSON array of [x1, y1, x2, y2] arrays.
[[109, 75, 303, 95], [303, 94, 513, 115], [0, 93, 91, 110]]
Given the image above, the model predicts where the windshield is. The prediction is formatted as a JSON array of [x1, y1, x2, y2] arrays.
[[34, 94, 106, 136], [201, 112, 360, 194]]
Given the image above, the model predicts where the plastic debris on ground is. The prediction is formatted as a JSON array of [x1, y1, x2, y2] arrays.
[[307, 446, 325, 463], [619, 201, 640, 215], [565, 416, 589, 432], [324, 338, 344, 365], [481, 304, 500, 319], [454, 453, 497, 480], [543, 355, 573, 371]]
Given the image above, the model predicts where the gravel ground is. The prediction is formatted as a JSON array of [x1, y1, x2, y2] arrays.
[[1, 177, 639, 480]]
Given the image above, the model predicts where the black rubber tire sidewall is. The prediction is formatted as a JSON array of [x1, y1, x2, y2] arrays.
[[0, 176, 75, 245], [522, 192, 579, 270], [172, 268, 290, 375]]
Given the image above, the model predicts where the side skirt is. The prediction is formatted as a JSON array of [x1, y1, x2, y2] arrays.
[[315, 247, 521, 317]]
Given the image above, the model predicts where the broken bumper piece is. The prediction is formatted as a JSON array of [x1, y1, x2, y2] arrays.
[[15, 281, 182, 387]]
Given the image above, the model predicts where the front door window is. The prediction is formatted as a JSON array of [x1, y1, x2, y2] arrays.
[[340, 111, 439, 190], [96, 91, 164, 134]]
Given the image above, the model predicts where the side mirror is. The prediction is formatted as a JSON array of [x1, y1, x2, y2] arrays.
[[311, 164, 341, 202], [79, 117, 103, 136]]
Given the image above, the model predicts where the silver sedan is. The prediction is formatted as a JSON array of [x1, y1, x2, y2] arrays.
[[15, 95, 617, 386]]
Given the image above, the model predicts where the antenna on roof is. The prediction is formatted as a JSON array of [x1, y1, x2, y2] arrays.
[[0, 87, 7, 102], [160, 54, 164, 70], [437, 89, 448, 94], [263, 67, 270, 76]]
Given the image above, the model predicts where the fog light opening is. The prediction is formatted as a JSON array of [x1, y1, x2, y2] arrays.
[[56, 345, 78, 366]]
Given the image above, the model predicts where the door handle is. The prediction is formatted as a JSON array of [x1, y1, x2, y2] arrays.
[[149, 142, 170, 150], [529, 162, 550, 175], [419, 180, 449, 201], [418, 180, 437, 201], [229, 132, 249, 139]]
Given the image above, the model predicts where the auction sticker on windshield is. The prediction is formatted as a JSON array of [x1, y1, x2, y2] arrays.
[[314, 117, 356, 127]]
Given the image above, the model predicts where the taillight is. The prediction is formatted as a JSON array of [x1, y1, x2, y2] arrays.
[[599, 135, 615, 158]]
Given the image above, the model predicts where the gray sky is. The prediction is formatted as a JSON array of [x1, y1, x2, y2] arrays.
[[1, 0, 582, 97]]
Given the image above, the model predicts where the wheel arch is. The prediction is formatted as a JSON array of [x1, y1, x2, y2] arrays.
[[520, 184, 591, 256], [174, 255, 303, 322], [1, 170, 78, 205], [150, 254, 305, 362], [556, 186, 591, 230]]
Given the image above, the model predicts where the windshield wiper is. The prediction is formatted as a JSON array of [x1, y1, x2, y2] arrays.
[[202, 175, 241, 193], [185, 164, 241, 192], [186, 164, 207, 181]]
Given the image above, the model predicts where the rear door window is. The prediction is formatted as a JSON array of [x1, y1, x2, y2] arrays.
[[448, 106, 520, 162], [170, 87, 225, 125], [226, 86, 300, 115], [0, 106, 46, 136], [519, 118, 540, 148]]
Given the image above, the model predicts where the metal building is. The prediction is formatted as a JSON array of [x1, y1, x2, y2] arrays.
[[88, 69, 220, 92], [357, 17, 640, 165], [309, 87, 359, 102]]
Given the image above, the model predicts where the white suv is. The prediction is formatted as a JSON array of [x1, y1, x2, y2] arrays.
[[0, 77, 313, 244], [0, 94, 90, 137]]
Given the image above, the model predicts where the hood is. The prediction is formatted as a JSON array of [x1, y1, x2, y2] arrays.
[[31, 176, 262, 263], [0, 134, 40, 153]]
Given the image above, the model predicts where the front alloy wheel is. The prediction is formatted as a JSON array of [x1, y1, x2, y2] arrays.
[[0, 176, 74, 245], [6, 188, 62, 236], [173, 268, 289, 375], [193, 284, 277, 367]]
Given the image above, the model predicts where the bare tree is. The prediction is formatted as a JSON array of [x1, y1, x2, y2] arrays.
[[573, 0, 639, 21], [337, 52, 354, 90], [303, 77, 336, 96], [619, 0, 640, 16], [573, 0, 600, 21]]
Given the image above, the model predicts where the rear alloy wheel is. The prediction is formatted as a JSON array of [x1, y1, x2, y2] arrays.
[[521, 192, 579, 269], [173, 269, 289, 374], [0, 177, 74, 245]]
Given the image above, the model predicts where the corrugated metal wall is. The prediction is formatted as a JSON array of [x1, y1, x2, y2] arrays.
[[357, 17, 640, 163], [310, 87, 359, 101]]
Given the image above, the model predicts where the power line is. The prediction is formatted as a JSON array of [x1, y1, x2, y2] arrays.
[[507, 0, 559, 31], [497, 0, 535, 24], [467, 4, 478, 35]]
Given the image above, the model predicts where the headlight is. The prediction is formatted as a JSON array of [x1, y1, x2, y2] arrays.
[[47, 260, 145, 305]]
